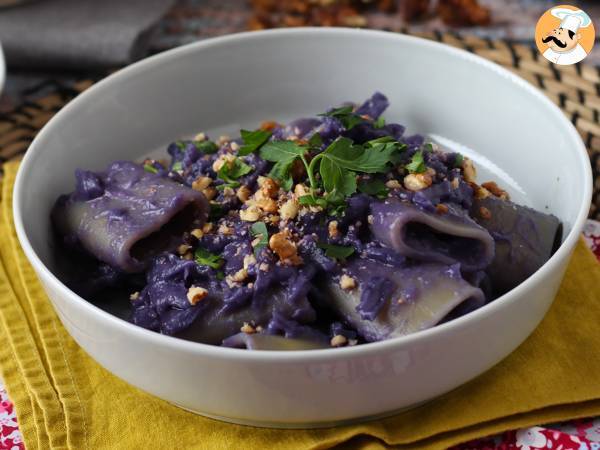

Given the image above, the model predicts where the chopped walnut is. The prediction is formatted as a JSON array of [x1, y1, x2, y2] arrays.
[[339, 274, 356, 291], [182, 252, 193, 261], [404, 173, 433, 191], [129, 291, 140, 301], [230, 268, 248, 283], [256, 197, 278, 213], [218, 224, 233, 235], [243, 254, 257, 269], [259, 263, 270, 272], [481, 181, 510, 200], [462, 157, 477, 184], [330, 335, 348, 347], [190, 228, 204, 239], [294, 183, 309, 198], [279, 198, 299, 220], [192, 176, 212, 192], [435, 204, 449, 214], [367, 214, 374, 225], [202, 187, 217, 201], [328, 220, 340, 238], [240, 205, 262, 222], [230, 142, 240, 152], [385, 179, 402, 189], [479, 206, 492, 220], [260, 120, 279, 131], [187, 286, 208, 305], [474, 185, 491, 200], [269, 231, 300, 263], [450, 178, 460, 190], [261, 177, 280, 198], [223, 187, 236, 198], [194, 132, 206, 142], [241, 322, 256, 334], [202, 222, 214, 233], [212, 154, 236, 173], [217, 135, 230, 146], [177, 244, 191, 255], [237, 185, 252, 203]]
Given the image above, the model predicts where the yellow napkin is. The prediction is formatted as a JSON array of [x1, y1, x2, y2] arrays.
[[2, 160, 600, 450]]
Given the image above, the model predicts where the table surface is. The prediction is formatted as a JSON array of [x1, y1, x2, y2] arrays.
[[2, 1, 600, 448]]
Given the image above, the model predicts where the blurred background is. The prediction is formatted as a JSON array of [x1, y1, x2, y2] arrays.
[[1, 0, 599, 111]]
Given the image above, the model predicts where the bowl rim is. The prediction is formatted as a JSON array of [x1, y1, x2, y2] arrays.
[[12, 27, 593, 362]]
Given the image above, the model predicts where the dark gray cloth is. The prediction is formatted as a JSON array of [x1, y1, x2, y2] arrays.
[[0, 0, 175, 69]]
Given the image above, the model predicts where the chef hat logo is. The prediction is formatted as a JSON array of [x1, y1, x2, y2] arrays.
[[535, 4, 595, 66], [550, 7, 592, 33]]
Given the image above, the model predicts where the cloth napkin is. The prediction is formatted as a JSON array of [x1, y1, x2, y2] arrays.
[[0, 0, 174, 70], [1, 160, 600, 450]]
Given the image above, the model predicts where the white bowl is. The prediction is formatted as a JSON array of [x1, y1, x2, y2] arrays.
[[13, 28, 592, 428]]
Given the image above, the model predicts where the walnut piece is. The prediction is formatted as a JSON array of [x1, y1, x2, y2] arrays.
[[187, 286, 208, 305], [403, 173, 433, 191]]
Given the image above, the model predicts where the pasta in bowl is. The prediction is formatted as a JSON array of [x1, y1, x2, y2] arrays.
[[52, 93, 562, 350], [13, 29, 591, 426]]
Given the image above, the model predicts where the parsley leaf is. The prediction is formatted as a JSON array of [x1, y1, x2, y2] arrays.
[[373, 117, 386, 129], [175, 141, 186, 151], [321, 137, 395, 174], [298, 195, 328, 208], [317, 242, 355, 260], [238, 129, 272, 156], [260, 141, 307, 190], [308, 132, 323, 148], [319, 105, 364, 130], [216, 182, 240, 190], [143, 164, 158, 174], [358, 178, 389, 198], [406, 150, 427, 174], [218, 158, 253, 183], [171, 161, 183, 172], [250, 222, 269, 255], [194, 140, 219, 154], [194, 248, 224, 269], [453, 153, 464, 168]]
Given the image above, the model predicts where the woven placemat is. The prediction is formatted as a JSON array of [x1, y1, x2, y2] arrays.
[[1, 30, 598, 219]]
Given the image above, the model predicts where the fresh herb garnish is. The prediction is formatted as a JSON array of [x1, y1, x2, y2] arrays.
[[216, 271, 225, 280], [259, 140, 308, 191], [453, 153, 464, 168], [194, 248, 224, 269], [308, 132, 323, 148], [193, 140, 219, 154], [358, 178, 389, 198], [317, 242, 355, 260], [319, 105, 364, 130], [250, 222, 269, 255], [175, 141, 186, 151], [216, 182, 240, 190], [143, 164, 158, 174], [171, 161, 183, 172], [238, 129, 272, 156], [373, 117, 386, 129], [298, 195, 328, 208], [261, 136, 399, 209], [406, 150, 427, 174], [217, 158, 253, 183]]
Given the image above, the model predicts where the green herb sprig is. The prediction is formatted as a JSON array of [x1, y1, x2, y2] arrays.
[[194, 248, 224, 269], [250, 222, 269, 256]]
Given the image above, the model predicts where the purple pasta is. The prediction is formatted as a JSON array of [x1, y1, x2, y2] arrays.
[[53, 161, 209, 273], [370, 198, 495, 271], [52, 92, 562, 350]]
